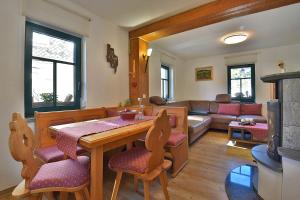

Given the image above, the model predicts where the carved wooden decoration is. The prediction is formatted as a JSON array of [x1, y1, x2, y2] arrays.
[[106, 44, 119, 73]]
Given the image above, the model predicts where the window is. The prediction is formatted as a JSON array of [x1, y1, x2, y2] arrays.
[[25, 22, 82, 117], [227, 64, 255, 102], [161, 65, 170, 100]]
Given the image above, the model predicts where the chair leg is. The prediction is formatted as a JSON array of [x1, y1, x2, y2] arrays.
[[74, 190, 84, 200], [143, 181, 151, 200], [111, 171, 123, 200], [60, 192, 69, 200], [83, 187, 90, 200], [134, 176, 139, 192], [159, 171, 170, 200]]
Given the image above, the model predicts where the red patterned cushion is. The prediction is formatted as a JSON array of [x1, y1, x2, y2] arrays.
[[218, 103, 240, 116], [108, 147, 151, 173], [241, 104, 262, 115], [168, 115, 177, 128], [35, 145, 86, 163], [30, 156, 90, 190], [167, 131, 187, 146]]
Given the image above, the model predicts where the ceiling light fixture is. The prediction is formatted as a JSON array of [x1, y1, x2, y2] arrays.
[[223, 32, 248, 45]]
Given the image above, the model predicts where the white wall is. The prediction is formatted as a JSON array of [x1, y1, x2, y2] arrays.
[[148, 47, 185, 100], [178, 44, 300, 114], [0, 0, 129, 190]]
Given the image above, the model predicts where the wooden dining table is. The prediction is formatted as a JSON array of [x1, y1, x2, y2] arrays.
[[50, 117, 154, 200]]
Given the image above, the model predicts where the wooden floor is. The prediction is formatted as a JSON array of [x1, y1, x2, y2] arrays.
[[0, 131, 255, 200]]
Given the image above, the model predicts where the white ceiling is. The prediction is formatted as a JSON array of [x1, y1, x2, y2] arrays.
[[71, 0, 213, 29], [151, 3, 300, 60]]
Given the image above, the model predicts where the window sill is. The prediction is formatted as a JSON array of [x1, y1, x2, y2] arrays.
[[26, 117, 35, 123]]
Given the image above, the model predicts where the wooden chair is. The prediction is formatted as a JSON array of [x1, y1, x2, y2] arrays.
[[108, 109, 172, 200], [9, 113, 90, 200], [137, 106, 189, 177], [163, 109, 189, 177]]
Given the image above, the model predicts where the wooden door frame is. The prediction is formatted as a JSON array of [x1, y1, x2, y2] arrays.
[[128, 0, 300, 103]]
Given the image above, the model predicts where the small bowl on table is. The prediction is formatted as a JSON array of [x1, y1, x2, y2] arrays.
[[120, 110, 138, 120]]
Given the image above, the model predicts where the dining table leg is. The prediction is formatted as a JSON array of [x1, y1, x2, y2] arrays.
[[90, 146, 104, 200]]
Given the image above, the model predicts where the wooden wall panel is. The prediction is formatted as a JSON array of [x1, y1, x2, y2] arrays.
[[129, 38, 149, 105]]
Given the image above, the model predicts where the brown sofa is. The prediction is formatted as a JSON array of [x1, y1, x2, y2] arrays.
[[164, 94, 267, 144]]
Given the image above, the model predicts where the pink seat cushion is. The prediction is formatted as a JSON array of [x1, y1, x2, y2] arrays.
[[218, 103, 240, 116], [30, 156, 90, 190], [109, 147, 151, 173], [168, 115, 177, 128], [167, 131, 187, 146], [35, 145, 86, 163], [240, 104, 262, 115]]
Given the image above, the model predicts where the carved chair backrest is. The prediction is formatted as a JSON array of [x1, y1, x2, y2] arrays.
[[145, 109, 171, 172], [152, 106, 188, 134], [9, 113, 41, 189]]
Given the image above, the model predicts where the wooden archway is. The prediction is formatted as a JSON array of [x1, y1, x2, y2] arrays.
[[128, 0, 300, 104]]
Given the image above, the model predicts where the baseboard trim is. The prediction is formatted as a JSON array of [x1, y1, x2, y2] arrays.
[[0, 186, 15, 196]]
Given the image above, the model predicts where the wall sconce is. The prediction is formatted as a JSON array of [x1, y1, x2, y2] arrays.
[[144, 48, 152, 73]]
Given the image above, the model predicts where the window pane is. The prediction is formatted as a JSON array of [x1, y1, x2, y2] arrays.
[[161, 80, 164, 98], [32, 59, 54, 107], [161, 68, 168, 79], [230, 80, 240, 98], [163, 80, 169, 99], [231, 67, 251, 79], [32, 32, 74, 63], [242, 79, 252, 98], [57, 63, 75, 105]]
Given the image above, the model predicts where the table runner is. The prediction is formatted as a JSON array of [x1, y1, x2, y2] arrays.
[[56, 116, 154, 159], [229, 121, 268, 141]]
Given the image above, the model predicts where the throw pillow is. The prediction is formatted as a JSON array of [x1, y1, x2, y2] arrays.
[[218, 103, 240, 116], [241, 104, 262, 115]]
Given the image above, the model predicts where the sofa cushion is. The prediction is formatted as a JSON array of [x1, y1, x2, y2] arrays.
[[238, 115, 267, 123], [189, 101, 210, 113], [218, 103, 240, 116], [167, 101, 191, 112], [210, 114, 237, 124], [209, 101, 219, 114], [241, 104, 262, 115], [188, 115, 212, 133]]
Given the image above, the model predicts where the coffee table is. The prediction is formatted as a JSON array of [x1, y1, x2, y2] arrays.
[[228, 121, 268, 144]]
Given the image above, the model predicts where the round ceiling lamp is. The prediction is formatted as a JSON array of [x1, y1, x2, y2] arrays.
[[223, 32, 248, 44]]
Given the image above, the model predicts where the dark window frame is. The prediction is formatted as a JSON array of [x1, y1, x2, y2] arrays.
[[227, 64, 255, 103], [161, 65, 170, 100], [24, 21, 82, 117]]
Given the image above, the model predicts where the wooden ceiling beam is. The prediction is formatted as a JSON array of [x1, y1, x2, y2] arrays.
[[129, 0, 300, 42]]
